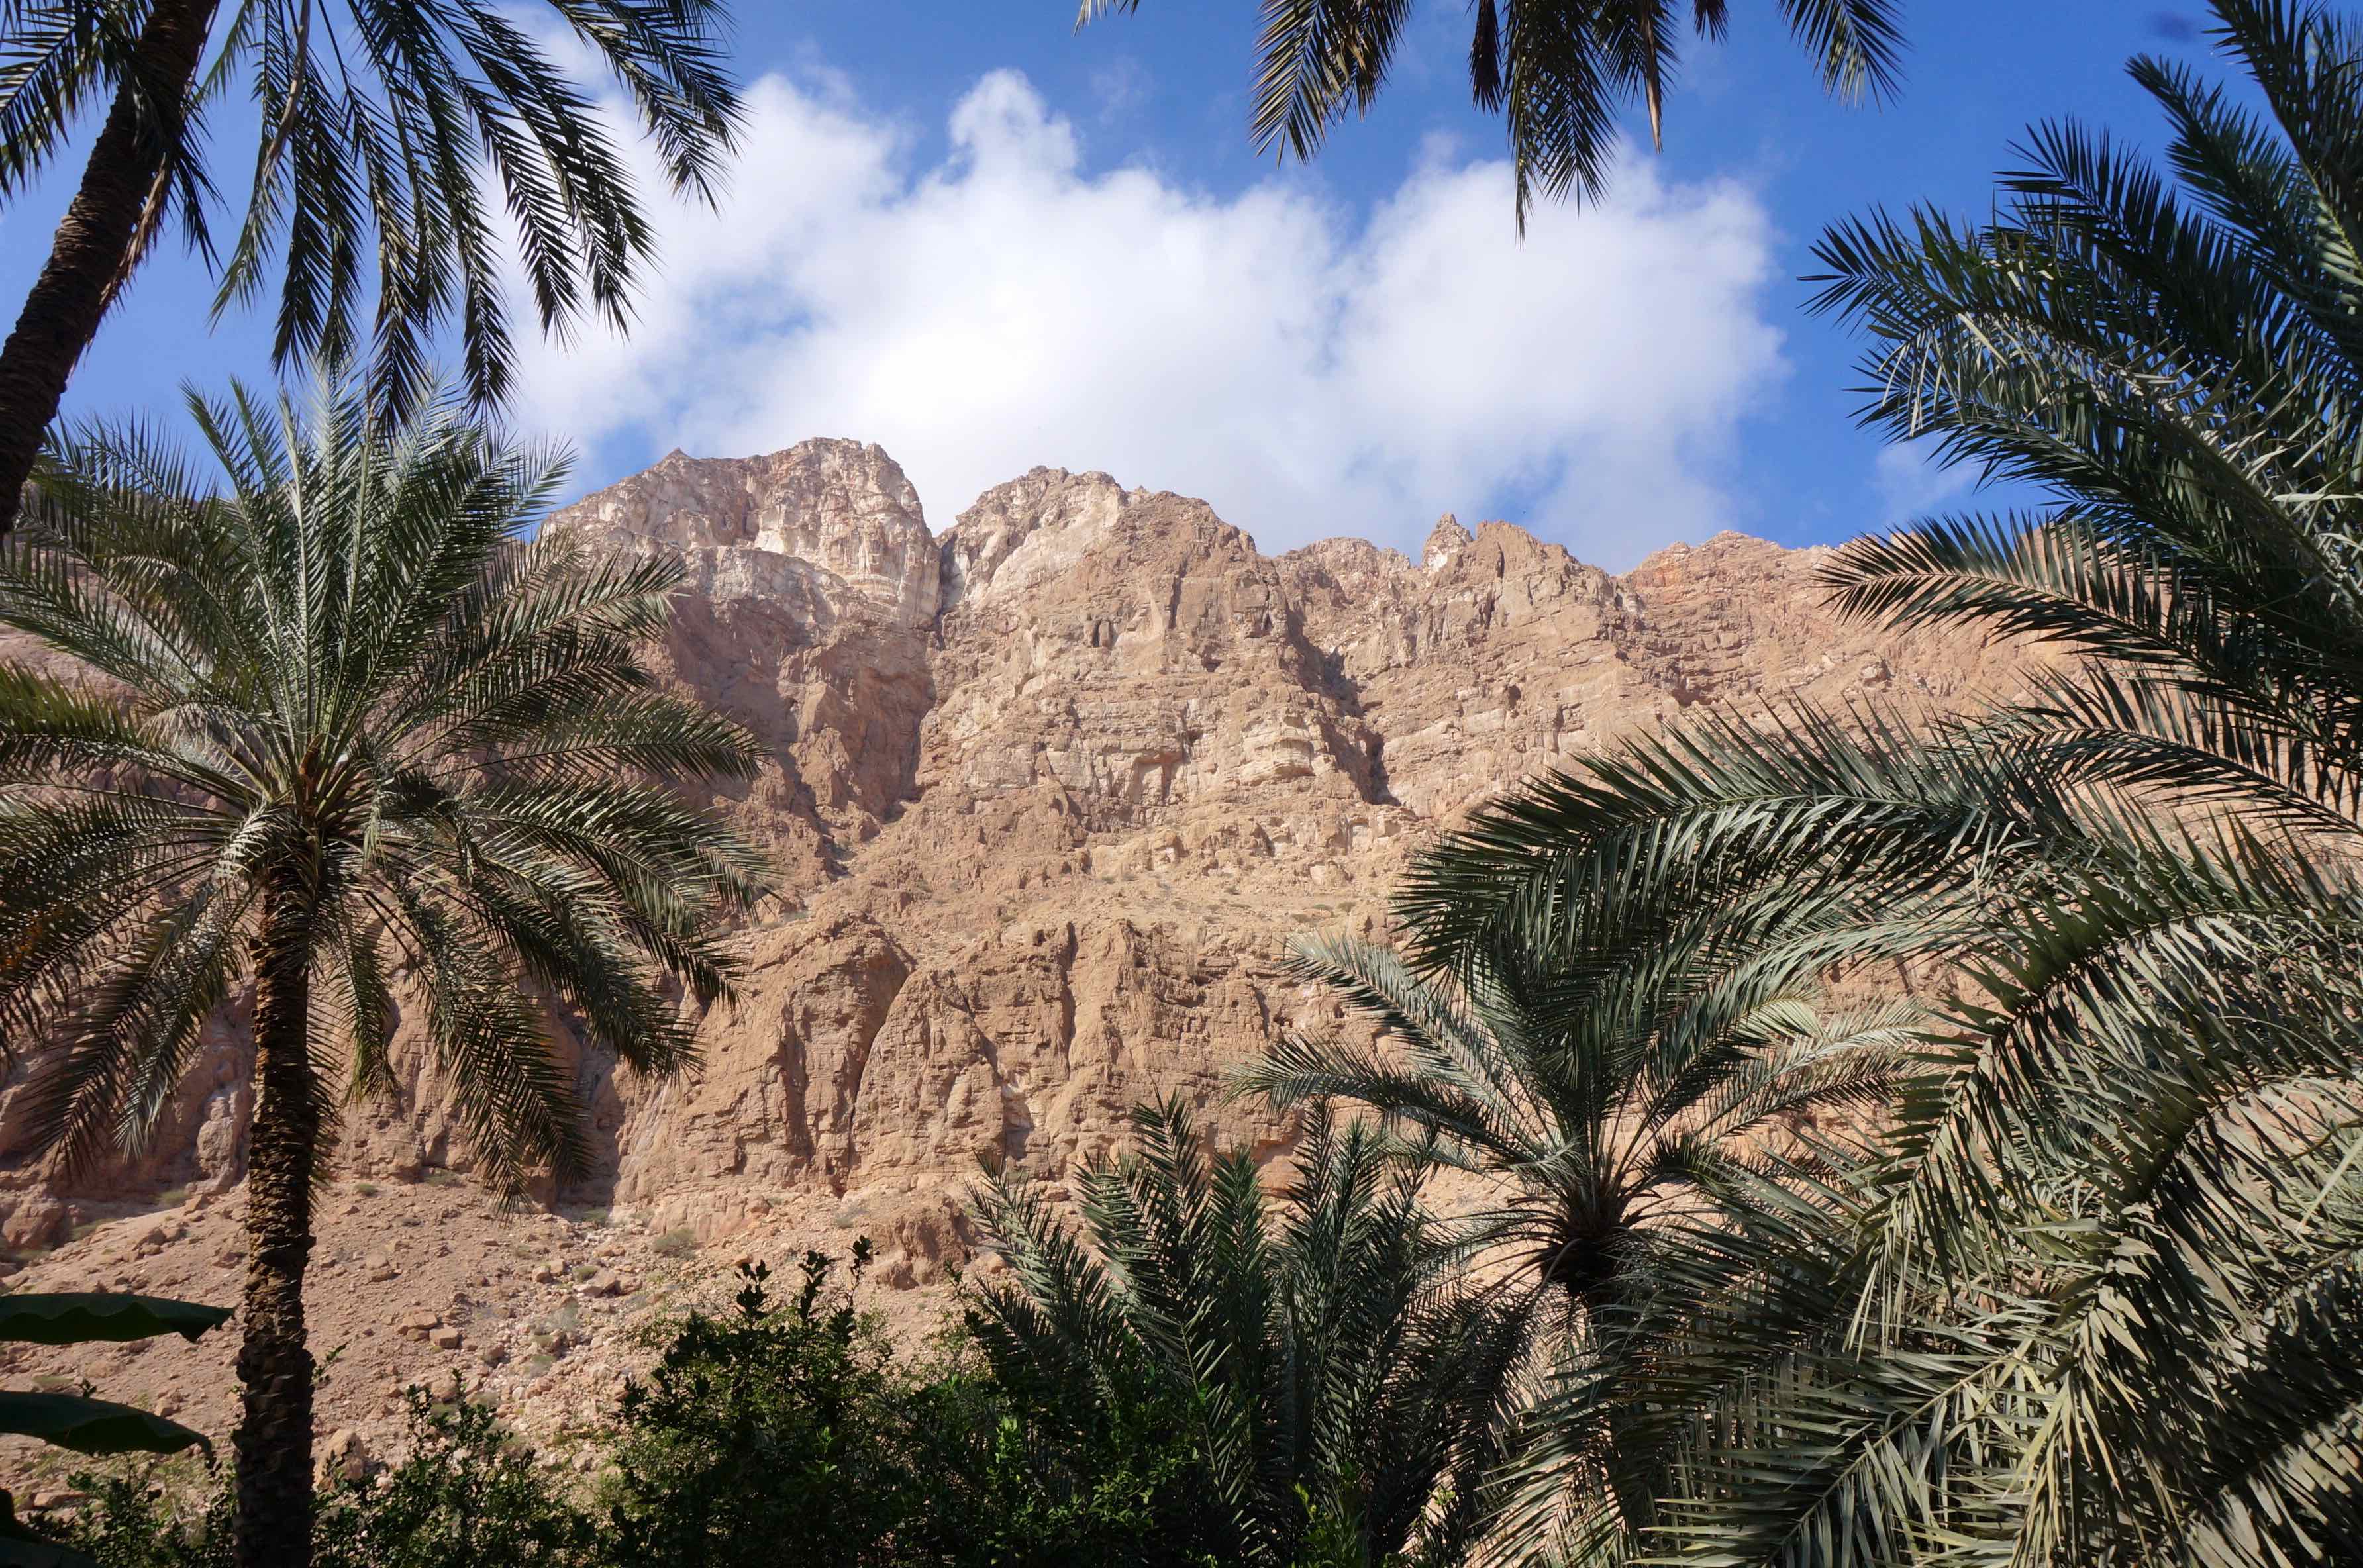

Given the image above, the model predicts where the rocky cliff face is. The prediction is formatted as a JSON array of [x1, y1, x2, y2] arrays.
[[0, 440, 2039, 1467]]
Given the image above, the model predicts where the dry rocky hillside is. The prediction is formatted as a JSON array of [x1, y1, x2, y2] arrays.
[[0, 439, 2036, 1485]]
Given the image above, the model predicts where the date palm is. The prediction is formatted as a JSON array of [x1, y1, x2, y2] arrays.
[[1407, 1, 2363, 1561], [0, 0, 742, 534], [970, 1099, 1529, 1568], [1249, 925, 1919, 1561], [0, 374, 766, 1567], [1079, 0, 1904, 224]]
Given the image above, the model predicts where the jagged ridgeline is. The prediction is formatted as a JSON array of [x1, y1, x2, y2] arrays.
[[0, 441, 2038, 1452]]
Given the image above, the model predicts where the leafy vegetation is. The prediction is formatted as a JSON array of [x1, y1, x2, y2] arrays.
[[52, 1465, 233, 1568], [41, 1248, 1222, 1568], [1080, 0, 1905, 222], [971, 1099, 1525, 1568], [597, 1246, 933, 1568], [313, 1392, 594, 1568]]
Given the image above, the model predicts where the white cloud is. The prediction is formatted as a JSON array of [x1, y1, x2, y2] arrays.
[[1872, 438, 1976, 530], [1087, 56, 1152, 123], [513, 66, 1787, 569]]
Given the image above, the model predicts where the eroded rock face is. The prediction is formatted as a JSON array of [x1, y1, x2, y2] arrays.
[[562, 440, 940, 628], [550, 440, 942, 887], [0, 446, 2042, 1459], [927, 473, 1382, 820]]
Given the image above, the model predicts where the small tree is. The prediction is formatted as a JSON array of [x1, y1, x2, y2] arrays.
[[600, 1248, 919, 1568]]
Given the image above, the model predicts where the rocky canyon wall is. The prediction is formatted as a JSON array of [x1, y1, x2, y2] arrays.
[[0, 440, 2039, 1465]]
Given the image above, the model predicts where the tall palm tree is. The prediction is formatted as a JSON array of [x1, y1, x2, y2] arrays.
[[1403, 1, 2363, 1560], [0, 374, 767, 1567], [1078, 0, 1904, 224], [1249, 927, 1919, 1560], [970, 1099, 1529, 1568], [0, 0, 743, 534]]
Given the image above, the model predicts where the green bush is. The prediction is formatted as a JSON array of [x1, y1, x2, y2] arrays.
[[598, 1244, 1201, 1568], [59, 1393, 590, 1568], [54, 1251, 1227, 1568], [313, 1389, 593, 1568], [56, 1466, 232, 1568], [597, 1245, 920, 1568]]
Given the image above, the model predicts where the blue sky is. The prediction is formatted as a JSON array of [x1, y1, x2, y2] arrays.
[[0, 3, 2220, 567]]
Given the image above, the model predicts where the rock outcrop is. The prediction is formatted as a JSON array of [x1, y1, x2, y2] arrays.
[[0, 439, 2041, 1465]]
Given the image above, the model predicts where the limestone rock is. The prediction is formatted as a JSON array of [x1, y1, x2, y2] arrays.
[[1, 1199, 62, 1251], [0, 441, 2048, 1469], [316, 1429, 371, 1487]]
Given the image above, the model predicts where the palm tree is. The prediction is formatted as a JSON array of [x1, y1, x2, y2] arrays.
[[1403, 1, 2363, 1559], [1249, 927, 1919, 1560], [969, 1099, 1529, 1568], [1078, 0, 1904, 224], [0, 0, 742, 535], [0, 374, 766, 1567]]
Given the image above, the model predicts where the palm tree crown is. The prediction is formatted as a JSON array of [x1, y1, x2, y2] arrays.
[[0, 375, 766, 1565], [970, 1100, 1527, 1568], [1080, 0, 1904, 223], [1397, 3, 2363, 1561], [1254, 930, 1916, 1559], [0, 0, 743, 532]]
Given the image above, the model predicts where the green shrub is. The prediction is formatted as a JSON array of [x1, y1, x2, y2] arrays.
[[650, 1230, 696, 1260], [56, 1464, 234, 1568], [63, 1391, 597, 1568], [596, 1247, 911, 1568], [313, 1387, 593, 1568], [596, 1244, 1205, 1568]]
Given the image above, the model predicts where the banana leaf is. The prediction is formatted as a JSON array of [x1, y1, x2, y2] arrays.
[[0, 1538, 97, 1568], [0, 1295, 229, 1346], [0, 1489, 95, 1567], [0, 1391, 209, 1456]]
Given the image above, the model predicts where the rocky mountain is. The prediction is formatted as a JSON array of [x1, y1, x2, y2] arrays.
[[0, 440, 2038, 1474]]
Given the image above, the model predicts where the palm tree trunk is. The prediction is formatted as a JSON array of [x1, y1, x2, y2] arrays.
[[0, 0, 219, 536], [232, 883, 321, 1568], [1568, 1265, 1661, 1548]]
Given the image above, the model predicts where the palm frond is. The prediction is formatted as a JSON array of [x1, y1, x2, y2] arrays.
[[1, 368, 765, 1200]]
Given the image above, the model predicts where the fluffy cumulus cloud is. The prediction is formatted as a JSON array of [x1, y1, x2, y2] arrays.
[[513, 66, 1787, 567]]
